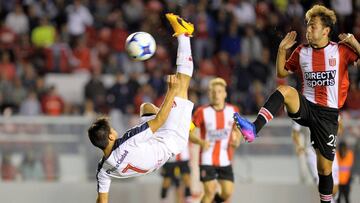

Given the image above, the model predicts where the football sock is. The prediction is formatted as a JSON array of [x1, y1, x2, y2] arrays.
[[176, 34, 193, 77], [214, 193, 226, 203], [318, 173, 333, 203], [253, 90, 284, 133], [332, 191, 339, 203], [161, 187, 168, 199], [184, 186, 191, 197]]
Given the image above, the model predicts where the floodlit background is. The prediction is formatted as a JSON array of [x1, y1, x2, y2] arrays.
[[0, 0, 359, 202]]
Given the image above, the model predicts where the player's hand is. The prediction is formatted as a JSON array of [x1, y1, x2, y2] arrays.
[[279, 31, 297, 51], [230, 128, 241, 148], [200, 140, 210, 151], [295, 146, 305, 155], [230, 136, 241, 148], [166, 74, 179, 93], [339, 33, 357, 47]]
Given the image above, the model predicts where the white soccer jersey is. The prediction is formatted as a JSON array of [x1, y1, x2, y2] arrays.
[[140, 114, 191, 163], [96, 123, 171, 192], [96, 97, 194, 193], [285, 42, 358, 109], [192, 104, 239, 167]]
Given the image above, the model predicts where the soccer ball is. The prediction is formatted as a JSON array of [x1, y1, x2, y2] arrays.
[[125, 32, 156, 61]]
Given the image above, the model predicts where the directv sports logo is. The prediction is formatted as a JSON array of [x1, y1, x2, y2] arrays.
[[304, 70, 336, 87], [207, 129, 231, 141]]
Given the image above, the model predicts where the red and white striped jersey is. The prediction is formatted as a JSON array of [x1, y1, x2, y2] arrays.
[[167, 145, 190, 163], [192, 104, 239, 167], [285, 42, 358, 109]]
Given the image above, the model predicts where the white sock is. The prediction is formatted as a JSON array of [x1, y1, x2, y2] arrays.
[[332, 191, 339, 203], [176, 34, 193, 76]]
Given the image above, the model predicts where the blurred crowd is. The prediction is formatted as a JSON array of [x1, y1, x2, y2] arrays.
[[1, 145, 59, 182], [0, 0, 360, 117]]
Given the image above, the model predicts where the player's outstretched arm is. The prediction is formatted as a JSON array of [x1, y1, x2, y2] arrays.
[[96, 192, 108, 203], [148, 75, 179, 132], [276, 31, 297, 78]]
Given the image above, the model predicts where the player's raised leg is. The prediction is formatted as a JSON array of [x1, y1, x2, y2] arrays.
[[165, 13, 194, 100], [148, 13, 195, 155], [234, 85, 300, 142]]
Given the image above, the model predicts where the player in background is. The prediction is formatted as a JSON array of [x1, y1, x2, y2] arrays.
[[192, 77, 242, 203], [292, 116, 343, 203], [234, 5, 360, 203], [292, 121, 314, 184], [88, 13, 195, 203], [336, 141, 354, 203], [159, 144, 192, 203]]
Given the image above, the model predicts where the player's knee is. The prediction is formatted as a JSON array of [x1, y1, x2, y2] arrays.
[[182, 174, 191, 185], [277, 85, 292, 95], [139, 102, 158, 116], [162, 178, 172, 187], [277, 85, 298, 97], [204, 186, 217, 197], [220, 190, 232, 200], [205, 190, 216, 197], [276, 85, 288, 92], [203, 192, 216, 201], [318, 166, 332, 175], [277, 85, 299, 105]]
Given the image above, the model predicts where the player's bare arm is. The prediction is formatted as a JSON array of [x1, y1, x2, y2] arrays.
[[148, 75, 179, 132], [189, 127, 210, 150], [230, 126, 242, 148], [276, 31, 297, 78], [96, 192, 108, 203], [338, 33, 360, 59]]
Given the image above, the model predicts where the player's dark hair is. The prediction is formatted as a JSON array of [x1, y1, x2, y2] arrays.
[[88, 117, 111, 150]]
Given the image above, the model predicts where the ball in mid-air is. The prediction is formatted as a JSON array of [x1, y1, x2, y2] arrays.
[[125, 32, 156, 61]]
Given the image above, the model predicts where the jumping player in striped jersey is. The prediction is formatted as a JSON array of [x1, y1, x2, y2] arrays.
[[88, 13, 195, 203], [233, 5, 360, 203], [192, 77, 242, 203]]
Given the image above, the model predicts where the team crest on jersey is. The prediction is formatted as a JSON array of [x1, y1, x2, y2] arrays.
[[329, 58, 336, 67]]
